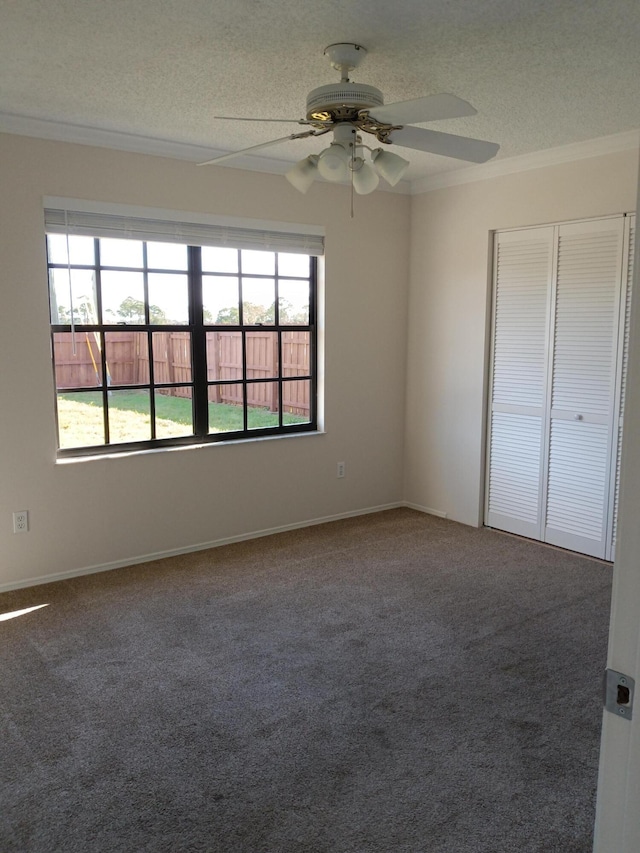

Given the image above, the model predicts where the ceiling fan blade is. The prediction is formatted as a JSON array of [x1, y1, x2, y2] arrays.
[[388, 126, 499, 163], [198, 134, 304, 166], [369, 94, 477, 126], [214, 116, 306, 124]]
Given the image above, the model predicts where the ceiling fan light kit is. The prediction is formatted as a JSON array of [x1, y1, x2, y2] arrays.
[[202, 43, 500, 201], [351, 159, 379, 195], [316, 146, 350, 181], [284, 154, 320, 194], [370, 148, 410, 187]]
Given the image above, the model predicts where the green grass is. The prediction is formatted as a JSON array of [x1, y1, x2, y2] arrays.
[[57, 389, 307, 449]]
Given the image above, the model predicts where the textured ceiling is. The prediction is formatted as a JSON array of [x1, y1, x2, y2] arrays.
[[1, 0, 639, 184]]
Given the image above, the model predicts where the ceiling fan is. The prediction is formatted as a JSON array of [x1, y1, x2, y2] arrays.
[[199, 43, 500, 195]]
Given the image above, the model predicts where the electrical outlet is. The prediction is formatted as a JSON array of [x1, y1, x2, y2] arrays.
[[13, 511, 29, 534], [337, 461, 346, 478]]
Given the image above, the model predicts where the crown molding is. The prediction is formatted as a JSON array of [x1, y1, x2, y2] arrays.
[[0, 111, 410, 194], [0, 111, 285, 170], [411, 129, 640, 194], [3, 112, 633, 197]]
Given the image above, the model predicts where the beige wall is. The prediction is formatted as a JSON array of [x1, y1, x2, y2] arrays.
[[3, 133, 638, 590], [405, 149, 639, 527], [0, 133, 410, 589]]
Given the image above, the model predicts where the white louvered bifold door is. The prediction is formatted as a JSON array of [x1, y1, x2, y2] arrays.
[[543, 218, 626, 558], [609, 215, 635, 561], [485, 227, 554, 538]]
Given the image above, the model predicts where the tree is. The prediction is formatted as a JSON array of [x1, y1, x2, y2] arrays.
[[105, 296, 167, 324], [54, 296, 97, 324], [209, 301, 308, 325], [214, 302, 274, 325], [278, 298, 308, 325], [214, 306, 239, 324]]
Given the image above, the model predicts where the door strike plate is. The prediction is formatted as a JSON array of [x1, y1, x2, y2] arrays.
[[604, 668, 635, 720]]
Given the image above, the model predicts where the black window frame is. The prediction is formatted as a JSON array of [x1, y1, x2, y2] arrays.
[[47, 235, 318, 458]]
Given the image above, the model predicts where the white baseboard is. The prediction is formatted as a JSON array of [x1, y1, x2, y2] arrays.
[[0, 502, 406, 593], [403, 502, 448, 519]]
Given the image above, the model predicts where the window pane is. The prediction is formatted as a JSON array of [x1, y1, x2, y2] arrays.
[[146, 241, 188, 271], [247, 386, 279, 430], [278, 253, 310, 278], [153, 332, 192, 384], [57, 390, 105, 448], [49, 269, 98, 324], [48, 228, 315, 454], [241, 250, 275, 275], [206, 331, 242, 382], [100, 238, 143, 268], [282, 331, 310, 377], [278, 280, 310, 325], [283, 379, 311, 424], [242, 278, 275, 325], [47, 234, 95, 266], [202, 275, 239, 325], [105, 331, 148, 386], [148, 273, 189, 325], [155, 388, 194, 438], [53, 332, 103, 389], [209, 385, 244, 433], [107, 389, 151, 444], [101, 271, 145, 324], [247, 331, 278, 379], [202, 247, 238, 273]]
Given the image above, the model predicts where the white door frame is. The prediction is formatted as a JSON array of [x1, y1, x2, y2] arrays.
[[593, 154, 640, 852]]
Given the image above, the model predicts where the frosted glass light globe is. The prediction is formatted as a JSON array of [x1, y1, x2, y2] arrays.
[[317, 144, 351, 182]]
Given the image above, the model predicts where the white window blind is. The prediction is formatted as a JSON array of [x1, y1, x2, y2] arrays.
[[44, 208, 325, 256]]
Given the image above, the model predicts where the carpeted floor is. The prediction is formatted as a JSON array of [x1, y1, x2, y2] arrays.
[[0, 509, 612, 852]]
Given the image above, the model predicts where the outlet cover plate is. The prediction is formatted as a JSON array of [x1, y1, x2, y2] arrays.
[[13, 511, 29, 533]]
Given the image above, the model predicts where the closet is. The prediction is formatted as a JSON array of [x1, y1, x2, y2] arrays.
[[485, 214, 635, 560]]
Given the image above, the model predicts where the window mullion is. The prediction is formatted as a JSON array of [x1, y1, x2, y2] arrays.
[[278, 330, 283, 428], [190, 246, 208, 437], [142, 244, 157, 440], [242, 331, 248, 432], [309, 257, 317, 427], [93, 240, 110, 445], [274, 256, 282, 428], [238, 251, 248, 431], [96, 330, 109, 444]]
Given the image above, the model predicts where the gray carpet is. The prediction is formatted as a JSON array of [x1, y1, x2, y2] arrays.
[[0, 509, 612, 852]]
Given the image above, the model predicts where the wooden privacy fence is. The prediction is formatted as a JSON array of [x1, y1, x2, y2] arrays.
[[54, 330, 310, 416]]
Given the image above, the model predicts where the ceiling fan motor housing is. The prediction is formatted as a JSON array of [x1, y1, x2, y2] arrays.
[[306, 83, 384, 122]]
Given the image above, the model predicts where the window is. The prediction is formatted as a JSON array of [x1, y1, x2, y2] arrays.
[[45, 208, 320, 457]]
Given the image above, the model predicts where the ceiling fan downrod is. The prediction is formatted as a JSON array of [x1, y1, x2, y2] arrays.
[[323, 43, 367, 81]]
